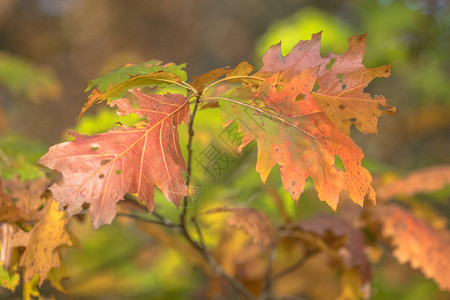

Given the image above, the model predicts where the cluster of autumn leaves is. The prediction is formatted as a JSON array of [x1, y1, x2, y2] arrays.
[[1, 33, 449, 299]]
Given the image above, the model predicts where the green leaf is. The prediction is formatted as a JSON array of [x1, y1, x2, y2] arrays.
[[0, 264, 20, 292], [0, 52, 61, 103], [86, 60, 187, 93], [0, 134, 47, 180]]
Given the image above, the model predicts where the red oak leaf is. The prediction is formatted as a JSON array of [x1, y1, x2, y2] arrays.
[[39, 90, 189, 229], [257, 33, 395, 136], [220, 67, 375, 209], [216, 33, 392, 209], [371, 205, 450, 291]]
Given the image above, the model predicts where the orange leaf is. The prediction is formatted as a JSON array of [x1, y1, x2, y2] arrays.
[[11, 197, 72, 286], [377, 165, 450, 201], [217, 33, 392, 210], [205, 207, 272, 246], [372, 205, 450, 291], [39, 90, 189, 229], [293, 215, 373, 285]]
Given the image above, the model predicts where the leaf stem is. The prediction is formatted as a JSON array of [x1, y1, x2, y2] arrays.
[[205, 96, 320, 141], [202, 75, 264, 95], [116, 212, 179, 230]]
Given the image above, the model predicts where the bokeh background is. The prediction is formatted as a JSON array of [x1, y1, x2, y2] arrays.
[[0, 0, 449, 299]]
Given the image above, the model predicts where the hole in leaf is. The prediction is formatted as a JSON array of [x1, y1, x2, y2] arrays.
[[101, 159, 111, 165], [341, 84, 346, 89], [91, 143, 99, 151], [99, 173, 105, 179], [334, 155, 346, 171], [114, 122, 123, 128], [295, 93, 305, 101], [350, 118, 357, 122], [339, 104, 346, 110], [276, 84, 284, 93], [326, 58, 336, 70], [312, 83, 319, 92], [82, 203, 90, 210], [115, 169, 121, 175], [337, 74, 343, 79]]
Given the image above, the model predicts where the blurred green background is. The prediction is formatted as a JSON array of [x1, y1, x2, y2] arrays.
[[0, 0, 449, 299]]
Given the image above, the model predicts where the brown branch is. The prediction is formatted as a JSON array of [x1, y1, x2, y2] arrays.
[[116, 212, 179, 231], [264, 186, 291, 224], [271, 249, 318, 284], [180, 92, 201, 227], [260, 239, 278, 300]]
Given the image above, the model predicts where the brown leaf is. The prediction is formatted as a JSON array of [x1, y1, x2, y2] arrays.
[[0, 179, 28, 223], [191, 68, 231, 91], [11, 197, 73, 286], [39, 90, 189, 228], [3, 176, 50, 220], [292, 215, 373, 284], [377, 165, 450, 201], [371, 204, 450, 291], [205, 207, 272, 246]]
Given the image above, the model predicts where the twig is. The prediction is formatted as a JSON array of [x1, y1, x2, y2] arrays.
[[180, 93, 202, 226], [260, 239, 278, 300], [116, 212, 179, 231], [189, 216, 257, 300], [264, 186, 291, 224], [270, 250, 318, 284]]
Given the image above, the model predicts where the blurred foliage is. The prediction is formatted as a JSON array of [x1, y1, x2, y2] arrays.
[[71, 108, 142, 136], [256, 1, 449, 105], [0, 52, 61, 103], [0, 134, 47, 180]]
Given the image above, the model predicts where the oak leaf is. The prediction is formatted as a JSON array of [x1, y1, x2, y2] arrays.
[[39, 89, 189, 228], [205, 207, 272, 246], [3, 176, 50, 221], [0, 179, 28, 223], [377, 165, 450, 201], [81, 60, 186, 117], [293, 215, 373, 285], [220, 68, 375, 209], [217, 33, 392, 209], [371, 204, 450, 291], [11, 197, 72, 286]]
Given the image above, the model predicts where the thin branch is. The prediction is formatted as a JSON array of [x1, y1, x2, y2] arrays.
[[116, 212, 177, 229], [264, 186, 291, 224], [260, 239, 278, 300], [180, 93, 202, 226], [202, 75, 264, 95], [270, 250, 318, 284]]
